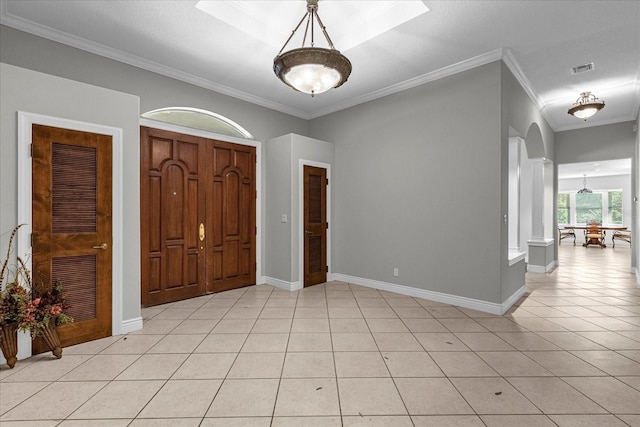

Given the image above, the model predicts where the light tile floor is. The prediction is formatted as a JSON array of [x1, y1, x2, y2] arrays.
[[1, 245, 639, 426]]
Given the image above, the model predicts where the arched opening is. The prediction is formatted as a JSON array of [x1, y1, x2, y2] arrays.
[[141, 107, 254, 139]]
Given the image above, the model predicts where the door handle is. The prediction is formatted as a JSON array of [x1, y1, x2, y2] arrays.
[[199, 223, 205, 241], [93, 243, 108, 250], [305, 230, 313, 235]]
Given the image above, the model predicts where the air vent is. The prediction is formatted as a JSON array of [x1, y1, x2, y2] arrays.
[[571, 63, 595, 74]]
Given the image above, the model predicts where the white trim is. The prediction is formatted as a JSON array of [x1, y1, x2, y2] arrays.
[[508, 251, 527, 266], [17, 111, 124, 358], [527, 238, 555, 247], [139, 118, 263, 287], [142, 107, 254, 139], [527, 260, 556, 273], [332, 273, 521, 316], [298, 160, 332, 288], [120, 317, 143, 334], [263, 276, 302, 292]]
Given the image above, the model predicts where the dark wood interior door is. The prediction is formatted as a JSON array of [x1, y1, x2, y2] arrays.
[[140, 127, 205, 306], [303, 165, 327, 287], [140, 127, 255, 305], [206, 141, 256, 293], [32, 124, 112, 353]]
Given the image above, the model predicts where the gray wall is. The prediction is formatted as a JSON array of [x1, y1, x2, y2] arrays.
[[556, 122, 636, 165], [309, 62, 504, 303], [0, 63, 141, 321]]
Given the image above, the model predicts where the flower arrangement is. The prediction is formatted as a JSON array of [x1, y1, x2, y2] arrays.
[[0, 224, 32, 331], [25, 279, 73, 338]]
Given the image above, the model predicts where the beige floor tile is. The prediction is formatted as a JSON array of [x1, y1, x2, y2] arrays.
[[0, 422, 59, 427], [1, 381, 106, 421], [291, 318, 330, 332], [395, 378, 473, 415], [188, 307, 229, 320], [382, 351, 443, 377], [430, 352, 499, 377], [372, 332, 423, 351], [274, 378, 340, 416], [241, 333, 289, 352], [411, 415, 485, 426], [511, 317, 569, 332], [130, 318, 181, 335], [116, 353, 188, 380], [338, 378, 407, 415], [264, 298, 297, 308], [282, 352, 335, 378], [450, 377, 541, 414], [211, 319, 256, 333], [294, 307, 329, 318], [60, 354, 138, 381], [58, 420, 132, 426], [131, 419, 202, 427], [342, 415, 413, 426], [330, 318, 370, 333], [0, 381, 50, 414], [454, 333, 515, 351], [403, 319, 448, 333], [494, 332, 560, 351], [195, 333, 247, 352], [549, 414, 631, 427], [69, 380, 164, 419], [477, 351, 552, 377], [60, 336, 121, 355], [522, 351, 606, 376], [138, 379, 221, 418], [563, 376, 640, 413], [617, 415, 640, 426], [328, 307, 364, 318], [251, 318, 293, 333], [393, 307, 432, 319], [507, 377, 607, 414], [422, 306, 468, 318], [571, 350, 640, 375], [413, 333, 470, 351], [535, 332, 607, 351], [617, 376, 640, 391], [224, 307, 263, 319], [332, 333, 378, 351], [480, 415, 557, 426], [296, 298, 327, 308], [206, 379, 279, 417], [259, 307, 295, 318], [201, 418, 271, 427], [287, 332, 332, 351], [227, 352, 285, 378], [169, 319, 216, 334], [366, 318, 409, 332], [356, 298, 391, 308], [360, 307, 399, 319], [147, 334, 206, 353], [439, 318, 488, 333], [272, 417, 341, 426], [327, 298, 359, 308], [100, 335, 164, 354], [1, 355, 91, 382], [172, 353, 236, 379], [577, 331, 640, 350], [334, 352, 389, 377]]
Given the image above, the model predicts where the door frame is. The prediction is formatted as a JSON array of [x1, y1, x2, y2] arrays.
[[299, 159, 331, 288], [17, 111, 124, 359], [139, 118, 263, 286]]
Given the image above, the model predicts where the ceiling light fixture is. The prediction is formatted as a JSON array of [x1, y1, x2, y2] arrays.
[[273, 0, 352, 97], [577, 174, 593, 194], [568, 91, 605, 121]]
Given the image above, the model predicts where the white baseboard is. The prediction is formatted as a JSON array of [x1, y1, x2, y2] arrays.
[[527, 260, 556, 273], [121, 317, 143, 334], [332, 273, 523, 315], [263, 276, 302, 291]]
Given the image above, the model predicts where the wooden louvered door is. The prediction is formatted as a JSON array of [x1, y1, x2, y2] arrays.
[[140, 128, 255, 305], [303, 165, 327, 287], [31, 125, 112, 353]]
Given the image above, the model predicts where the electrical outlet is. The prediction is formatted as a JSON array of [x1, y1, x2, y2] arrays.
[[281, 214, 287, 223], [393, 267, 399, 277]]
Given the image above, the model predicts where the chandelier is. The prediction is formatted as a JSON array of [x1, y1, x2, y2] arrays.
[[568, 91, 605, 120], [577, 174, 592, 194], [273, 0, 352, 97]]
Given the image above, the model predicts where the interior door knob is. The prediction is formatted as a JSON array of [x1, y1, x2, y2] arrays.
[[92, 243, 108, 250], [305, 230, 313, 235]]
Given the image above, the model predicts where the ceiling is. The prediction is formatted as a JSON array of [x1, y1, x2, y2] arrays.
[[1, 1, 639, 131]]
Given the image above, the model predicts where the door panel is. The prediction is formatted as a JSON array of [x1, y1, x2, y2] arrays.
[[32, 124, 112, 353], [304, 165, 327, 287], [140, 127, 205, 306], [141, 128, 256, 304]]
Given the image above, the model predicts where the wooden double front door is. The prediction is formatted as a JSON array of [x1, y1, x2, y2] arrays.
[[140, 127, 256, 306]]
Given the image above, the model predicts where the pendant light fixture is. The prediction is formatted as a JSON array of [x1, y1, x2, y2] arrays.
[[577, 174, 593, 194], [568, 91, 605, 120], [273, 0, 352, 97]]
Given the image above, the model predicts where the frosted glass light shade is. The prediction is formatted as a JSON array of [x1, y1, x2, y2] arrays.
[[568, 92, 605, 120], [274, 47, 351, 96], [284, 64, 341, 95]]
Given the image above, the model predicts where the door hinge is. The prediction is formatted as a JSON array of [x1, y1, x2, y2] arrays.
[[326, 178, 329, 185], [326, 266, 328, 272], [30, 233, 33, 247], [326, 222, 329, 229]]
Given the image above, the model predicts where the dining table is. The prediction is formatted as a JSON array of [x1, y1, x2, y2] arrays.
[[563, 225, 628, 248]]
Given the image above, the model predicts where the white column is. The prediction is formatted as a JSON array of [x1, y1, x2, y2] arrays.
[[531, 158, 545, 240]]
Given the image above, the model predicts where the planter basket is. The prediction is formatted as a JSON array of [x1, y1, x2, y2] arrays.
[[40, 323, 63, 359], [0, 323, 19, 368]]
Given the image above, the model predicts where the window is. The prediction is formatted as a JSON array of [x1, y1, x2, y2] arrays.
[[576, 193, 603, 224], [608, 191, 623, 224], [557, 193, 570, 224], [141, 107, 253, 139]]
